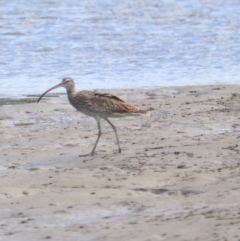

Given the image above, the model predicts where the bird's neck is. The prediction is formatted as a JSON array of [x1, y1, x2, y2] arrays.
[[66, 86, 76, 96]]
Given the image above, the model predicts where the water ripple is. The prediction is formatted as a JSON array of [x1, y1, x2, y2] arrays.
[[1, 0, 240, 97]]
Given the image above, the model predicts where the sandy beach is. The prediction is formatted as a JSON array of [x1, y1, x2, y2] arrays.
[[1, 85, 240, 241]]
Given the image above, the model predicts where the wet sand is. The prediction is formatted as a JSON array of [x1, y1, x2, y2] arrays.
[[1, 85, 240, 241]]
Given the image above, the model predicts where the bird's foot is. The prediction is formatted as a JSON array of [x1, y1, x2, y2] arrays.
[[79, 151, 96, 157]]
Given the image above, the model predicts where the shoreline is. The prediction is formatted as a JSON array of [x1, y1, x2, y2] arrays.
[[1, 84, 240, 240], [1, 83, 239, 105]]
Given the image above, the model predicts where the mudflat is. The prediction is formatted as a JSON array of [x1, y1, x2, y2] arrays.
[[1, 85, 240, 241]]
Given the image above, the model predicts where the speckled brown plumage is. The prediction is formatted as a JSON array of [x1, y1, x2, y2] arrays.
[[37, 77, 148, 156], [68, 91, 147, 118]]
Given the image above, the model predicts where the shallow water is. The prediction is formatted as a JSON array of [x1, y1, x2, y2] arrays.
[[1, 0, 240, 97]]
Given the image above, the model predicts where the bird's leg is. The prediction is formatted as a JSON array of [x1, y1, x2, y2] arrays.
[[106, 118, 121, 153], [91, 119, 102, 155], [79, 119, 102, 157], [79, 118, 121, 156]]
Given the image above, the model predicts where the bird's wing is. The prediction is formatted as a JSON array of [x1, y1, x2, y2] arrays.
[[91, 92, 131, 114], [94, 92, 126, 102], [71, 91, 146, 116]]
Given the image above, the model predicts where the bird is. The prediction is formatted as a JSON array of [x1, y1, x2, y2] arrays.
[[37, 77, 148, 156]]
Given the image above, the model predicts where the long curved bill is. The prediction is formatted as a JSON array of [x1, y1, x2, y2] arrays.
[[37, 83, 63, 103]]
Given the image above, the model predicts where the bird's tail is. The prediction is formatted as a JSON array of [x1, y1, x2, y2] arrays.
[[131, 108, 149, 116]]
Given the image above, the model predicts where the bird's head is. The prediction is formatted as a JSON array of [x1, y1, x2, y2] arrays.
[[61, 77, 75, 91], [37, 77, 76, 103]]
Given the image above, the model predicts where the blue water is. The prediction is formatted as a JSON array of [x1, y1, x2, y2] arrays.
[[1, 0, 240, 97]]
